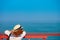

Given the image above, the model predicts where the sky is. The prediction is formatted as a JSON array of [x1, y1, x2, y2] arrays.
[[0, 0, 60, 23]]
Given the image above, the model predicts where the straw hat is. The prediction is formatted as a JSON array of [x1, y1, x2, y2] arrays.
[[13, 24, 22, 30]]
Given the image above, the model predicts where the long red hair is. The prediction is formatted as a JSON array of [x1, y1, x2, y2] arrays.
[[12, 28, 23, 37]]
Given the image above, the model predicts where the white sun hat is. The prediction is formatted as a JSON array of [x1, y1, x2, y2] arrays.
[[13, 24, 22, 30]]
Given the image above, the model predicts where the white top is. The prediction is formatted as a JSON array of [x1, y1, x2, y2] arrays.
[[4, 30, 26, 40]]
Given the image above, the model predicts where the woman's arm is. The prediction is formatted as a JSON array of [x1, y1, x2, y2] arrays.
[[4, 30, 11, 36], [20, 31, 26, 38]]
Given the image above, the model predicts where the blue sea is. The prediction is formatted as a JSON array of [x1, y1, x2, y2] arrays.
[[0, 22, 60, 40]]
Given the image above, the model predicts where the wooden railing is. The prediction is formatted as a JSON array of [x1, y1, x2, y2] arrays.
[[0, 33, 60, 40]]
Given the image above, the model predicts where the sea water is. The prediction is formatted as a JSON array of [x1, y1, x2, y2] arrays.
[[0, 22, 60, 40]]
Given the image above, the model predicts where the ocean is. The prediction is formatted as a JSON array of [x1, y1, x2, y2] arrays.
[[0, 22, 60, 40]]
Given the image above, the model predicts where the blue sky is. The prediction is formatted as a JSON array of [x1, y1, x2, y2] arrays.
[[0, 0, 60, 23]]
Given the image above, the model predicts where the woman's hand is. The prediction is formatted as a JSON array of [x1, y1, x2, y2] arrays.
[[10, 30, 14, 33]]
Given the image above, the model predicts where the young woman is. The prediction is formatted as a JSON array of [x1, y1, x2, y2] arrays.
[[4, 24, 26, 40]]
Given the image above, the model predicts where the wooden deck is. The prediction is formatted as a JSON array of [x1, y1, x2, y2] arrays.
[[0, 33, 60, 40]]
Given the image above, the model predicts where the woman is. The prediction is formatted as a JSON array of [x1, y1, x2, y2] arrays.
[[4, 24, 26, 40]]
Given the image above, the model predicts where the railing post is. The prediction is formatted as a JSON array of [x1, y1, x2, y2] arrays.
[[28, 38, 30, 40]]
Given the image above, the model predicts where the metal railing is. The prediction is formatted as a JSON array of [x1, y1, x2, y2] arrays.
[[0, 33, 60, 40]]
